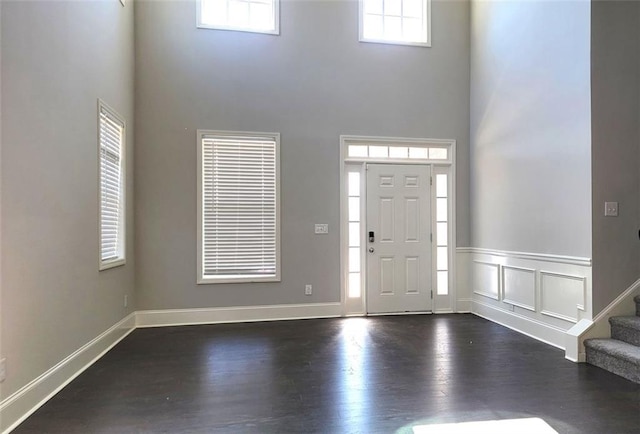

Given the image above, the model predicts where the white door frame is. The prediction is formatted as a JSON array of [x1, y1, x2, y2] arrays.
[[339, 135, 457, 316]]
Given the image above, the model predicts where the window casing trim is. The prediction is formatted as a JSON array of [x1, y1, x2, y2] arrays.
[[197, 129, 281, 284], [98, 99, 126, 271], [196, 0, 280, 35], [358, 0, 432, 47]]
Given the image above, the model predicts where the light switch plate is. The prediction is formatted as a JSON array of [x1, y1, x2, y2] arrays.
[[604, 202, 618, 217], [314, 224, 329, 234], [0, 358, 6, 382]]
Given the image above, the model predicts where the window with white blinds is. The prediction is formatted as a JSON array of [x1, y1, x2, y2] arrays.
[[197, 130, 280, 283], [98, 100, 126, 270]]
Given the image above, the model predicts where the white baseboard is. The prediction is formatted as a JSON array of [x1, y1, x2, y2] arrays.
[[1, 302, 343, 433], [460, 246, 593, 360], [0, 313, 136, 434], [590, 277, 640, 328], [6, 293, 585, 433], [473, 299, 566, 350], [575, 277, 640, 357], [565, 319, 593, 362], [456, 298, 472, 313], [135, 302, 343, 328]]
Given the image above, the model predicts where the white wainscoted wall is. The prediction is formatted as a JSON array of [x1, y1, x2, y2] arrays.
[[457, 248, 592, 352], [455, 249, 473, 313]]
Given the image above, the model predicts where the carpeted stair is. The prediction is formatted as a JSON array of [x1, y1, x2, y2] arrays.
[[584, 295, 640, 383]]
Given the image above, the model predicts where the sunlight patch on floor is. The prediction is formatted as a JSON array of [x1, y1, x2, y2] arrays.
[[412, 417, 558, 434]]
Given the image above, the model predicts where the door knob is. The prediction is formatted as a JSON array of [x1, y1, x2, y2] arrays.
[[369, 247, 375, 253]]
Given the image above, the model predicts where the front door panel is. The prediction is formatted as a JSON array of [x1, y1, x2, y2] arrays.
[[366, 164, 432, 314]]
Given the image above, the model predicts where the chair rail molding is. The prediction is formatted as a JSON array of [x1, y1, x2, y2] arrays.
[[457, 247, 592, 356]]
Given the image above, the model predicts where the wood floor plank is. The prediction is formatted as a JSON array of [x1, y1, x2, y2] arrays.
[[12, 314, 640, 433]]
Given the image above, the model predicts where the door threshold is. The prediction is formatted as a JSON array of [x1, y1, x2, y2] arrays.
[[366, 311, 433, 316]]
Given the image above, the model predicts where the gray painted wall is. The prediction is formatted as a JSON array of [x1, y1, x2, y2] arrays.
[[469, 0, 592, 257], [135, 0, 470, 309], [1, 1, 135, 399], [590, 0, 640, 314], [0, 0, 3, 402]]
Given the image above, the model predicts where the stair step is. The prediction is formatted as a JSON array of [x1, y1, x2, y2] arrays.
[[609, 316, 640, 346], [584, 338, 640, 384]]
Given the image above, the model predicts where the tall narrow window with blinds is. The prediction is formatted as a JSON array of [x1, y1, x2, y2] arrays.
[[198, 130, 280, 283], [98, 100, 126, 270]]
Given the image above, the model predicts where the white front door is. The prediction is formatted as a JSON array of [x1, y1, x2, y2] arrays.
[[366, 164, 432, 314]]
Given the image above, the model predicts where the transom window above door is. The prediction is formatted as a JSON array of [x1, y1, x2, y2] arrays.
[[360, 0, 431, 46], [344, 137, 450, 163]]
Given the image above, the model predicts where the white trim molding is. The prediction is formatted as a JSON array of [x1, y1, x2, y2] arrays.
[[0, 302, 342, 433], [358, 0, 432, 47], [0, 313, 136, 434], [502, 265, 536, 312], [196, 0, 280, 36], [340, 135, 457, 316], [196, 130, 281, 285], [472, 260, 500, 300], [568, 277, 640, 362], [458, 247, 591, 267], [474, 299, 567, 350], [136, 302, 342, 328], [458, 247, 592, 354], [539, 271, 586, 324], [97, 99, 127, 272]]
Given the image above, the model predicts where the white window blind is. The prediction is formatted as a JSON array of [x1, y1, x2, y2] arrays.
[[199, 131, 280, 283], [99, 101, 125, 269]]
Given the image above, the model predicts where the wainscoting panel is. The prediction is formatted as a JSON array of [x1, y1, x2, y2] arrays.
[[472, 261, 500, 300], [459, 248, 592, 352], [503, 266, 536, 312], [540, 272, 586, 323]]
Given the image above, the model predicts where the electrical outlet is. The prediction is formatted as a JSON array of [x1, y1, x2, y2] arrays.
[[124, 295, 128, 308], [0, 358, 6, 383], [604, 202, 618, 217], [314, 224, 329, 234], [305, 284, 312, 295]]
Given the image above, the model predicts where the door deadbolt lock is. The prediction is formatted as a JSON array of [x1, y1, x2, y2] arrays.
[[369, 231, 375, 243]]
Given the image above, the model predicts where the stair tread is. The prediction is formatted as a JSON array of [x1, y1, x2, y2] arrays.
[[584, 338, 640, 365], [609, 315, 640, 330]]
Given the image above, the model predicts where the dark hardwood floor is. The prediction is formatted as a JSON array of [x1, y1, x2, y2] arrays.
[[13, 314, 640, 433]]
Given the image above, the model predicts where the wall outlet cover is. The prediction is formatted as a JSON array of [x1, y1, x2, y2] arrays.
[[0, 358, 6, 382], [314, 224, 329, 234], [604, 202, 618, 217], [305, 284, 312, 295]]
